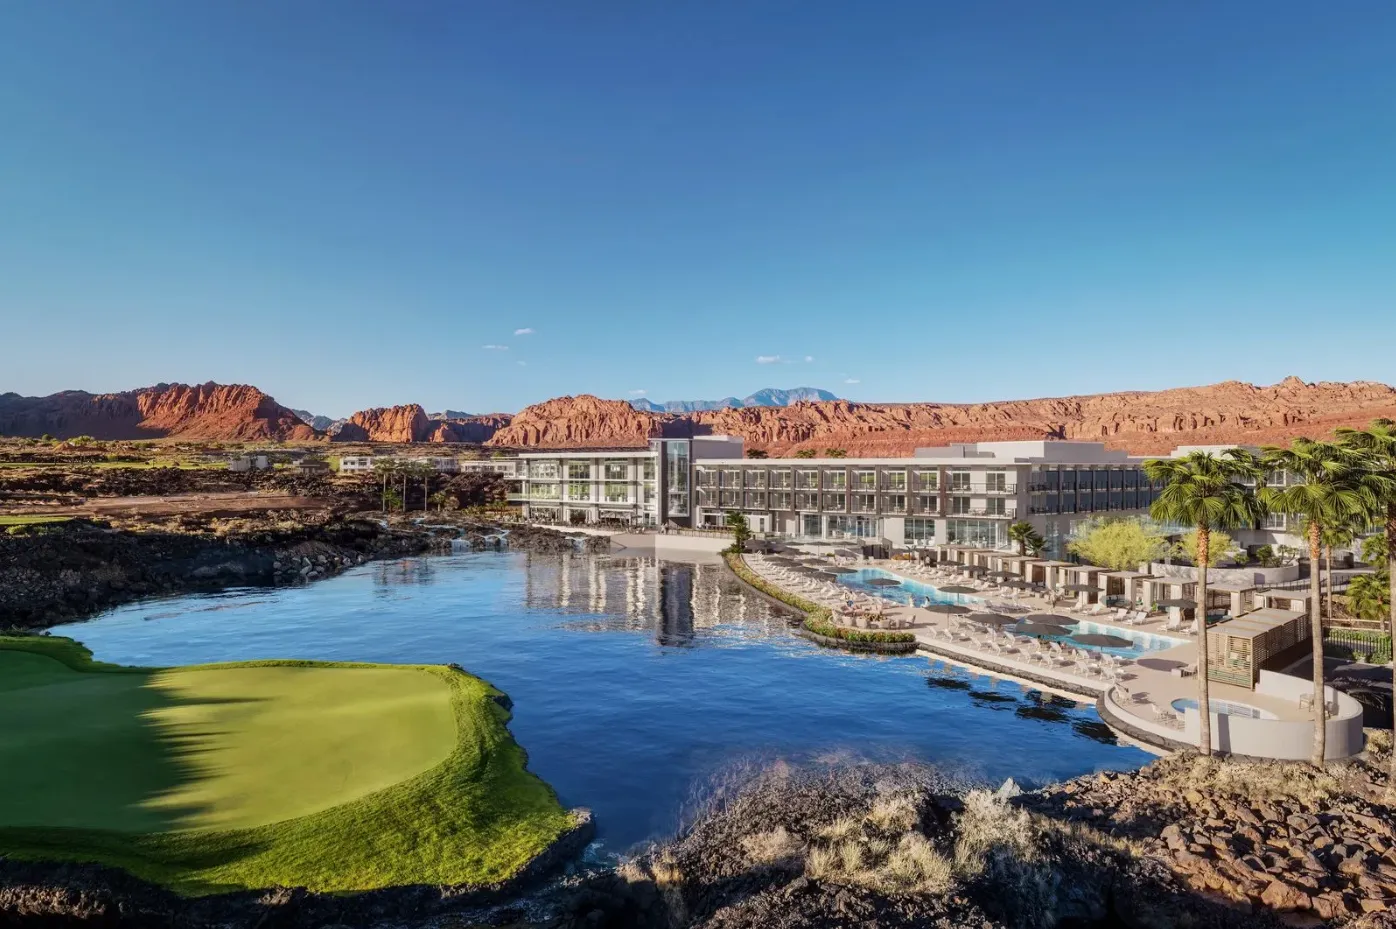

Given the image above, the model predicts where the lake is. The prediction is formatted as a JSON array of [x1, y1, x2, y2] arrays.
[[49, 549, 1153, 854]]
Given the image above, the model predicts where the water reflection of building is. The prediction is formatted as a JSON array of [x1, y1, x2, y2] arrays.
[[522, 554, 790, 645]]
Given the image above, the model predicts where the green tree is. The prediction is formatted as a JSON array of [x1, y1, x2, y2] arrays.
[[1010, 516, 1044, 553], [373, 458, 401, 512], [1292, 515, 1362, 620], [1346, 573, 1389, 623], [1335, 419, 1396, 785], [1143, 450, 1264, 757], [745, 449, 769, 459], [1068, 517, 1171, 571], [1260, 438, 1391, 766], [823, 448, 847, 458], [793, 449, 816, 459], [1176, 528, 1236, 568], [725, 510, 752, 553]]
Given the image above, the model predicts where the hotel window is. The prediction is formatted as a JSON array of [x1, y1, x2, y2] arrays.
[[745, 469, 767, 489], [823, 492, 846, 510], [643, 458, 656, 480], [914, 494, 937, 514], [744, 491, 766, 509], [882, 494, 906, 513], [905, 517, 937, 542], [950, 496, 972, 515], [915, 470, 938, 491], [722, 469, 742, 487], [853, 493, 876, 512], [529, 461, 559, 480], [797, 470, 820, 489], [697, 488, 718, 507], [851, 515, 878, 538], [1263, 513, 1287, 530], [719, 489, 740, 507], [984, 498, 1006, 516], [568, 461, 591, 480], [950, 470, 972, 491], [697, 468, 717, 487], [665, 442, 690, 516], [948, 518, 1004, 547], [985, 471, 1007, 492], [823, 470, 847, 490], [567, 483, 590, 501], [854, 470, 877, 490], [771, 470, 792, 489], [826, 515, 851, 536], [531, 483, 560, 499], [1124, 470, 1139, 489], [795, 491, 819, 510], [770, 491, 792, 510], [603, 460, 628, 480], [882, 471, 907, 491], [1109, 471, 1124, 491], [643, 483, 655, 504], [604, 483, 628, 503]]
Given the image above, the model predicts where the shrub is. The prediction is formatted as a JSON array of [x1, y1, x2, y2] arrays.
[[724, 554, 915, 645], [804, 616, 915, 645]]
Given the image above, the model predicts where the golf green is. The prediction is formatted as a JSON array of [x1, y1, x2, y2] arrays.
[[0, 637, 575, 895]]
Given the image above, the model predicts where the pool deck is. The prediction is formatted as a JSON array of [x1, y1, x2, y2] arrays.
[[742, 553, 1343, 756]]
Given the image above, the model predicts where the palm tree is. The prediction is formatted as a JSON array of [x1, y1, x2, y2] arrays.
[[374, 458, 400, 512], [1260, 438, 1389, 767], [1142, 450, 1264, 756], [1335, 419, 1396, 784], [1292, 515, 1361, 621], [1007, 521, 1043, 557]]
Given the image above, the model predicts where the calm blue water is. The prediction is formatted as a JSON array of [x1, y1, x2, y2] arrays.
[[838, 567, 1183, 659], [49, 551, 1152, 852]]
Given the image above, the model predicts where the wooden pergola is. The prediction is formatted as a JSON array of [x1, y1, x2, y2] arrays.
[[1205, 608, 1309, 689]]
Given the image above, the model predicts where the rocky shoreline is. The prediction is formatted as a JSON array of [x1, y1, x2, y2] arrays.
[[0, 514, 611, 632]]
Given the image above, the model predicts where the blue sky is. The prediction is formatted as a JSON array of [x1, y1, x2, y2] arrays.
[[2, 2, 1394, 417]]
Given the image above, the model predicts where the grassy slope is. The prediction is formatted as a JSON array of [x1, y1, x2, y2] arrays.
[[0, 637, 574, 896], [0, 515, 72, 526]]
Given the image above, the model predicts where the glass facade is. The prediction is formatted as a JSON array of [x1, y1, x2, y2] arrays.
[[604, 461, 628, 481], [568, 462, 591, 480], [604, 483, 628, 503], [665, 442, 689, 517], [567, 483, 590, 501], [530, 460, 559, 479], [948, 518, 1005, 547], [905, 517, 936, 542]]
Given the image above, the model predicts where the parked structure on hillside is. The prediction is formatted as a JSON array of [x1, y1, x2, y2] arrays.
[[228, 454, 270, 472]]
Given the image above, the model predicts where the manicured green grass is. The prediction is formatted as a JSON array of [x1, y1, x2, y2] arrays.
[[0, 515, 72, 526], [0, 637, 574, 896]]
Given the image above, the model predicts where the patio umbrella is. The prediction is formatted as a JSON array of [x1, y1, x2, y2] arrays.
[[1070, 633, 1134, 649], [866, 578, 902, 587], [938, 585, 979, 594], [1063, 583, 1098, 593], [1020, 613, 1077, 625], [822, 566, 856, 575], [967, 612, 1016, 626], [926, 602, 972, 615], [1156, 598, 1197, 609], [962, 565, 988, 574], [1012, 623, 1071, 638]]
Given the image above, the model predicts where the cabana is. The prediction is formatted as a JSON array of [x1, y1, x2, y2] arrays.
[[1099, 570, 1153, 607], [1207, 579, 1260, 620], [1205, 608, 1309, 689], [1260, 589, 1314, 613], [1033, 560, 1077, 591]]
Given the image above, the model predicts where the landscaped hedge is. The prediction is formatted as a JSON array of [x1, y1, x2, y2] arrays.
[[723, 553, 915, 645]]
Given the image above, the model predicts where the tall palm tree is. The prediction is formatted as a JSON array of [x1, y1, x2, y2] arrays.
[[1292, 515, 1361, 621], [1335, 419, 1396, 784], [1142, 450, 1264, 756], [374, 458, 400, 512], [1260, 438, 1388, 767]]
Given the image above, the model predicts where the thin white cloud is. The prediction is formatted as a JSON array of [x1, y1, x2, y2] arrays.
[[514, 327, 534, 336], [804, 355, 814, 363], [483, 344, 509, 351], [516, 360, 527, 366], [844, 378, 860, 385], [756, 355, 782, 364], [628, 389, 647, 397]]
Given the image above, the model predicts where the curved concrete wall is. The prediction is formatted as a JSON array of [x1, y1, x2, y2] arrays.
[[1104, 673, 1365, 761]]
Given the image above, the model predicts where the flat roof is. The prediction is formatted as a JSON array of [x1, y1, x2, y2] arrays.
[[1102, 570, 1153, 578], [1210, 608, 1305, 639], [696, 457, 1151, 467]]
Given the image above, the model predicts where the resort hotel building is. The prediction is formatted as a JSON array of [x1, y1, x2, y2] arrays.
[[507, 438, 1175, 556]]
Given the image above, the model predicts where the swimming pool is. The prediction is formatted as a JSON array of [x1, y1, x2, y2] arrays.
[[1171, 698, 1276, 720], [839, 568, 1185, 659]]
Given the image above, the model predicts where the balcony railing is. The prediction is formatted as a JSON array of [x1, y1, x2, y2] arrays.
[[958, 507, 1017, 518]]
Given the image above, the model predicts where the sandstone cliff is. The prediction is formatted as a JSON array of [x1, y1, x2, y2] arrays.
[[330, 404, 432, 443], [486, 395, 663, 448], [429, 414, 512, 444], [484, 379, 1396, 455], [0, 383, 316, 441]]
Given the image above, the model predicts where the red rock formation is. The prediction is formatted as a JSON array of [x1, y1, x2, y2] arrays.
[[331, 404, 432, 443], [0, 383, 316, 441], [428, 414, 512, 444], [485, 379, 1396, 455], [486, 395, 662, 448]]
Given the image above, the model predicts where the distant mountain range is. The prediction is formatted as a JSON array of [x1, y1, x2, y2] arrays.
[[291, 409, 339, 432], [630, 387, 839, 413]]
